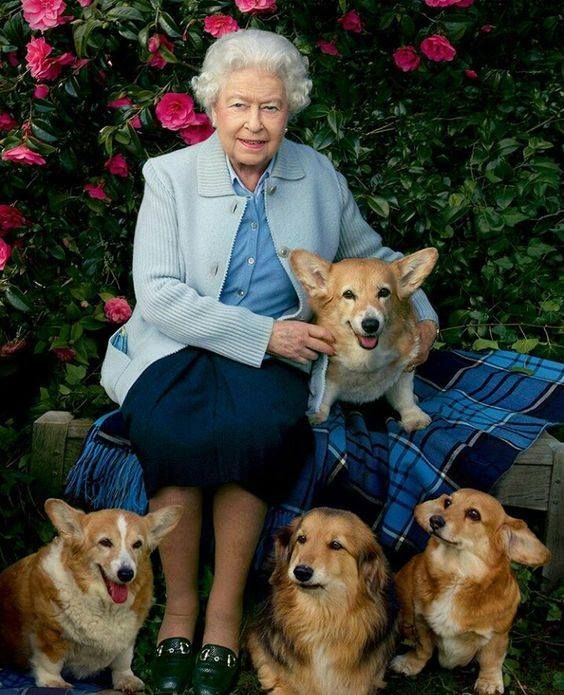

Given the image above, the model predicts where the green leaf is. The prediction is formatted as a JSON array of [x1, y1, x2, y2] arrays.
[[472, 339, 499, 351], [5, 287, 32, 313], [367, 196, 390, 219], [552, 672, 564, 692], [158, 11, 181, 37], [511, 338, 539, 354]]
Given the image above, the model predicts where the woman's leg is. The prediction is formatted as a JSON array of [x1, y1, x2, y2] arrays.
[[150, 485, 203, 643], [202, 483, 267, 652]]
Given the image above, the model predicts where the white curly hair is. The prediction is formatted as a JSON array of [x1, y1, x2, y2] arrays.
[[191, 29, 312, 116]]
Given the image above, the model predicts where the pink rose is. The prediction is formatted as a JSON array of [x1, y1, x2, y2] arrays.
[[454, 0, 474, 6], [424, 0, 458, 6], [0, 112, 17, 131], [179, 113, 215, 145], [393, 46, 421, 72], [316, 39, 340, 56], [480, 24, 493, 33], [26, 37, 74, 81], [21, 0, 67, 31], [84, 182, 109, 201], [156, 93, 196, 131], [234, 0, 276, 13], [0, 338, 28, 357], [0, 205, 27, 234], [420, 34, 456, 62], [104, 297, 132, 324], [0, 239, 12, 271], [147, 34, 175, 69], [77, 0, 92, 6], [33, 84, 50, 99], [465, 68, 478, 79], [203, 14, 239, 37], [2, 145, 46, 166], [337, 10, 362, 33], [52, 346, 76, 362], [104, 153, 129, 177]]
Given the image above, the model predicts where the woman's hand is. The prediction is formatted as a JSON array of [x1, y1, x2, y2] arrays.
[[405, 320, 439, 372], [267, 320, 335, 364]]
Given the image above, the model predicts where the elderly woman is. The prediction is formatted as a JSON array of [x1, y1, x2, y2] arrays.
[[101, 29, 437, 695]]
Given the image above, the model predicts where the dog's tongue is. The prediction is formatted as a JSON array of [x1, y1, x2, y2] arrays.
[[358, 335, 378, 350], [106, 578, 129, 604]]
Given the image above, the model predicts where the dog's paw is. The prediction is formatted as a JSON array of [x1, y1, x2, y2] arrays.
[[37, 677, 73, 689], [390, 653, 426, 677], [309, 407, 330, 425], [400, 408, 431, 433], [475, 673, 504, 695], [113, 673, 145, 693]]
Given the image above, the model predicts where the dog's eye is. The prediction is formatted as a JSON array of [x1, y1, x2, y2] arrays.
[[378, 287, 391, 298], [329, 540, 343, 550], [465, 508, 481, 521], [342, 289, 356, 300], [444, 498, 452, 509], [297, 534, 307, 544], [132, 540, 143, 549], [99, 538, 113, 548]]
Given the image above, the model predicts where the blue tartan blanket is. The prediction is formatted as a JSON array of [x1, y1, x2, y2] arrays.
[[256, 348, 564, 566]]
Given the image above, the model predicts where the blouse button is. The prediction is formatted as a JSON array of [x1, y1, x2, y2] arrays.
[[278, 246, 289, 258]]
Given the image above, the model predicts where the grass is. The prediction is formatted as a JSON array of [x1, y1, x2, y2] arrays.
[[133, 567, 564, 695]]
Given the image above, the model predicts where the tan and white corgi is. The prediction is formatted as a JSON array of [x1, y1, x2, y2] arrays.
[[0, 499, 182, 691], [290, 248, 438, 428]]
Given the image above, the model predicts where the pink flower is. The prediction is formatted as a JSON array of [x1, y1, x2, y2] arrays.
[[179, 113, 214, 145], [33, 83, 49, 98], [465, 68, 478, 79], [21, 0, 67, 31], [104, 297, 132, 324], [84, 182, 109, 201], [104, 154, 129, 177], [73, 57, 90, 72], [2, 145, 46, 166], [77, 0, 92, 6], [52, 346, 76, 362], [337, 10, 362, 33], [156, 93, 196, 131], [480, 24, 493, 33], [147, 33, 175, 69], [0, 205, 27, 234], [234, 0, 276, 13], [454, 0, 474, 6], [203, 14, 239, 37], [0, 338, 28, 357], [0, 239, 12, 271], [7, 52, 19, 67], [424, 0, 458, 6], [316, 39, 340, 56], [26, 37, 74, 81], [0, 112, 17, 131], [420, 34, 457, 62], [393, 46, 421, 72], [108, 96, 142, 129]]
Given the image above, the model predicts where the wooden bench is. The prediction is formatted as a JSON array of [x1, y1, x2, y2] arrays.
[[30, 410, 564, 585]]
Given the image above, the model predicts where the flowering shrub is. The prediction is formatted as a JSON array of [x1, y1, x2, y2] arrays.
[[0, 0, 561, 434]]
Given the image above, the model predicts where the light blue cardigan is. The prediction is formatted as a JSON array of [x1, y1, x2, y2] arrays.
[[100, 133, 438, 410]]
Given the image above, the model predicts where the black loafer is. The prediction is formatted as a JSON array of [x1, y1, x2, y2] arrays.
[[151, 637, 194, 694], [192, 644, 240, 695]]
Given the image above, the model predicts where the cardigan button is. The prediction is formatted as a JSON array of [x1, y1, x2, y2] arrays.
[[278, 246, 289, 258]]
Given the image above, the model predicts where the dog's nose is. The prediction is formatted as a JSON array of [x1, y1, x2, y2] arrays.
[[430, 515, 446, 531], [293, 564, 314, 582], [117, 567, 135, 583], [361, 318, 380, 335]]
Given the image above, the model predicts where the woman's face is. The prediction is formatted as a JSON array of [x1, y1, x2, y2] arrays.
[[212, 67, 289, 187]]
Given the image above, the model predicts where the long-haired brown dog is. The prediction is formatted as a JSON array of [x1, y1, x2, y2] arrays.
[[391, 489, 551, 695], [247, 508, 398, 695]]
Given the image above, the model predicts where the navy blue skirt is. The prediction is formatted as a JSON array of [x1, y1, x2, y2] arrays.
[[120, 347, 313, 503]]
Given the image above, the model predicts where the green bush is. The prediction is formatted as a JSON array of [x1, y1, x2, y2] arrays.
[[1, 0, 561, 429]]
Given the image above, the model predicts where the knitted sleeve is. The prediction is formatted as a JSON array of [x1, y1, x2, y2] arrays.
[[334, 171, 439, 325], [132, 160, 274, 367]]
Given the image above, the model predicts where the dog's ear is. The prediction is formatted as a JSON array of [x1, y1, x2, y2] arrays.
[[499, 516, 551, 566], [45, 498, 86, 540], [359, 539, 388, 599], [273, 516, 301, 569], [145, 505, 184, 550], [393, 248, 438, 300], [289, 249, 331, 299]]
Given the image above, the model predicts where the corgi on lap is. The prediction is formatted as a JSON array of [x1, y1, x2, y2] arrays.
[[290, 248, 438, 429], [0, 499, 182, 691]]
